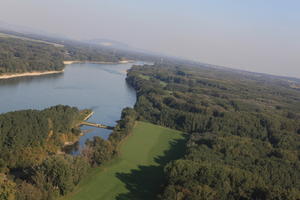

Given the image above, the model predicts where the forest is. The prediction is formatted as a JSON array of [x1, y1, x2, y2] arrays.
[[0, 29, 165, 64], [1, 30, 300, 199], [0, 34, 126, 75], [0, 106, 137, 200], [0, 105, 88, 169], [0, 105, 86, 199], [0, 37, 65, 74], [126, 61, 300, 199]]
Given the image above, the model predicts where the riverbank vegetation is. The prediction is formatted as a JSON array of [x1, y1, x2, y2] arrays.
[[83, 108, 137, 167], [0, 105, 90, 200], [0, 105, 89, 169], [126, 62, 300, 199], [63, 44, 121, 63], [0, 38, 65, 74], [0, 33, 129, 77], [0, 30, 168, 79], [0, 105, 138, 200]]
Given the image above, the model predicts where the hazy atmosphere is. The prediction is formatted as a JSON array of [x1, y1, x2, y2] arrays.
[[0, 0, 299, 78], [1, 1, 300, 199]]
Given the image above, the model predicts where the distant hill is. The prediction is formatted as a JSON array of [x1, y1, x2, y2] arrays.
[[84, 39, 130, 50], [83, 38, 171, 60]]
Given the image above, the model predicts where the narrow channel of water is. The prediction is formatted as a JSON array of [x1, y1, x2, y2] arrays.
[[0, 62, 144, 153]]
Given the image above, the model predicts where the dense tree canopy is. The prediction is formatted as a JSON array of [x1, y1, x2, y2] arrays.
[[0, 105, 85, 169], [0, 38, 65, 74], [0, 35, 125, 75], [0, 174, 15, 200], [126, 62, 300, 199], [0, 105, 93, 200], [0, 104, 137, 200], [64, 44, 121, 63], [84, 108, 137, 166]]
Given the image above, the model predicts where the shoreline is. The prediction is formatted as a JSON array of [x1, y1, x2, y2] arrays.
[[63, 110, 95, 150], [0, 70, 64, 80], [0, 60, 134, 80], [63, 60, 134, 65]]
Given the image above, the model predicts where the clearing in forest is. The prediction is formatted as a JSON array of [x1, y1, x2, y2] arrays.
[[63, 121, 185, 200]]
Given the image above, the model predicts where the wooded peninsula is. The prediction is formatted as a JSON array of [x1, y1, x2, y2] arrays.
[[0, 35, 126, 78]]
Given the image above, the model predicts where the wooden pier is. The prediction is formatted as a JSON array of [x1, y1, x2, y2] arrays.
[[80, 121, 114, 130], [83, 111, 94, 121], [80, 111, 114, 130]]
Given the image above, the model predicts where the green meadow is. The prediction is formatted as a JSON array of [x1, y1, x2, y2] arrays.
[[62, 121, 185, 200]]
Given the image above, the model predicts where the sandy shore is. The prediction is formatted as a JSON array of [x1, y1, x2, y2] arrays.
[[63, 60, 133, 65], [0, 70, 64, 80], [0, 60, 133, 80]]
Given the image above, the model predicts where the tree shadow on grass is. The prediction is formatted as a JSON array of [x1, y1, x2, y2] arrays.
[[115, 134, 188, 200]]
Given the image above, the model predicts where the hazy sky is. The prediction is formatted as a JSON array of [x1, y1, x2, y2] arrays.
[[0, 0, 299, 78]]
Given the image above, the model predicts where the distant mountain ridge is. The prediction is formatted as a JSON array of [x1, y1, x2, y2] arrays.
[[84, 39, 130, 49]]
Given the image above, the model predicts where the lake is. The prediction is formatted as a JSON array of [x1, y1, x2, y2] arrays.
[[0, 62, 142, 153]]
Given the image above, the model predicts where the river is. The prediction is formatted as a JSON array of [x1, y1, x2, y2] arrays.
[[0, 62, 143, 153]]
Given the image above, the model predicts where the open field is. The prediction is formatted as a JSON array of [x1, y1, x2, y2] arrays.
[[62, 121, 185, 200]]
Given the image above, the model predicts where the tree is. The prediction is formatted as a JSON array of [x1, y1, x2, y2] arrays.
[[85, 137, 114, 166], [36, 156, 75, 195], [0, 174, 16, 200], [16, 182, 43, 200]]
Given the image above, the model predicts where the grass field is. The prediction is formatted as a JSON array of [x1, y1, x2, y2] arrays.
[[62, 121, 185, 200]]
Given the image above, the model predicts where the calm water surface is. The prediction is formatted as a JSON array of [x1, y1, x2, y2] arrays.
[[0, 62, 142, 152]]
